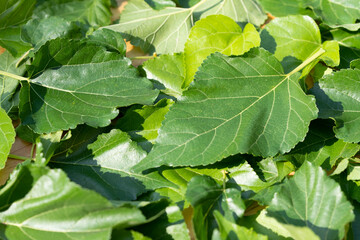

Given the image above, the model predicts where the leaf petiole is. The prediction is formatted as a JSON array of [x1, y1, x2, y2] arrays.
[[129, 56, 155, 60], [8, 154, 33, 161], [0, 70, 28, 81], [287, 47, 326, 76]]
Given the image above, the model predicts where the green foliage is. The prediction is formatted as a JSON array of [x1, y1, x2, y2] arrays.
[[267, 161, 354, 240], [310, 69, 360, 142], [0, 107, 15, 169], [104, 0, 266, 53], [0, 1, 359, 240]]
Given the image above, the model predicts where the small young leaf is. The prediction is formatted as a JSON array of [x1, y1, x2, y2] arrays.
[[258, 0, 360, 31], [105, 0, 266, 54], [184, 15, 260, 87], [143, 53, 185, 97]]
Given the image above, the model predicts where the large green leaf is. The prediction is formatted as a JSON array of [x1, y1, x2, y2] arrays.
[[184, 14, 260, 88], [185, 175, 245, 240], [0, 107, 15, 169], [104, 0, 266, 54], [213, 211, 268, 240], [0, 51, 24, 114], [283, 120, 360, 167], [267, 161, 354, 240], [20, 56, 158, 133], [258, 0, 360, 31], [0, 0, 35, 57], [0, 163, 147, 240], [131, 204, 190, 240], [34, 0, 112, 27], [310, 69, 360, 143], [50, 127, 176, 200], [134, 48, 318, 170], [21, 17, 82, 51]]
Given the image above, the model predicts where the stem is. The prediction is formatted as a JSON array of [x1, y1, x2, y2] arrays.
[[129, 56, 155, 60], [30, 143, 35, 160], [287, 48, 326, 77], [8, 154, 31, 161], [15, 48, 33, 68], [0, 70, 28, 81]]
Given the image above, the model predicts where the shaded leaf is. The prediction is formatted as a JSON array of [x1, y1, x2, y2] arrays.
[[0, 26, 32, 59], [267, 161, 354, 240], [26, 38, 124, 77], [0, 0, 35, 57], [117, 99, 174, 152], [351, 59, 360, 69], [184, 15, 260, 87], [310, 69, 360, 143], [132, 204, 190, 240], [0, 163, 147, 240], [256, 210, 320, 240], [0, 0, 36, 28], [185, 175, 245, 240], [283, 120, 360, 167], [50, 128, 176, 200], [339, 46, 360, 69], [229, 158, 293, 193], [0, 51, 24, 115], [34, 0, 112, 27]]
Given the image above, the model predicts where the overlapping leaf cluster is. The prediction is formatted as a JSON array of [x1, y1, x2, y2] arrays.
[[0, 0, 359, 239]]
